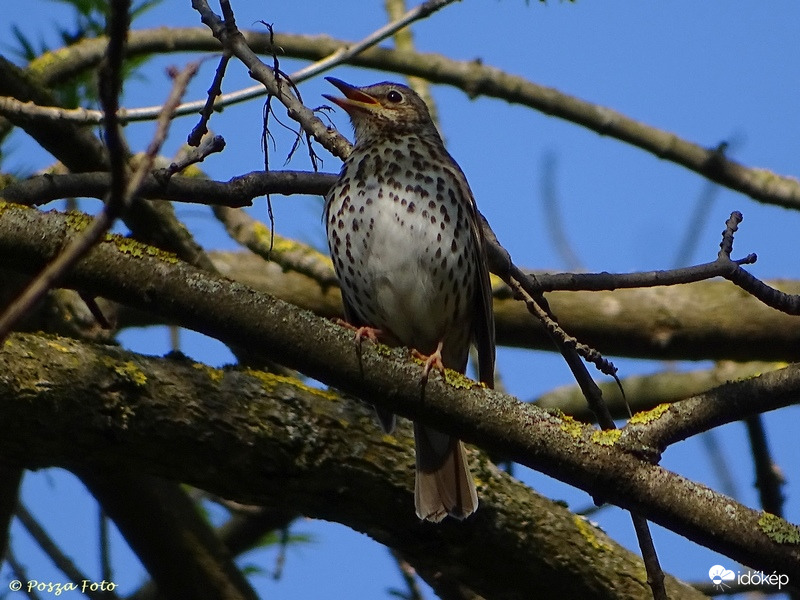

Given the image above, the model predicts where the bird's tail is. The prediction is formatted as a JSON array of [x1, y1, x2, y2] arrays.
[[413, 423, 478, 522]]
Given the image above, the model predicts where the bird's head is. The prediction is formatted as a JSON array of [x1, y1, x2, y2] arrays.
[[323, 77, 439, 146]]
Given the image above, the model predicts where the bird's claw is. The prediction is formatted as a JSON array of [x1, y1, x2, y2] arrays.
[[335, 319, 383, 360], [354, 326, 383, 345], [413, 341, 446, 386]]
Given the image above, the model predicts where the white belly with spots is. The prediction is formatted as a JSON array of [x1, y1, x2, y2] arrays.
[[328, 170, 474, 356]]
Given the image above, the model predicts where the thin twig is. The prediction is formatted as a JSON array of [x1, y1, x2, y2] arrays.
[[15, 504, 121, 600], [540, 151, 585, 271], [273, 524, 289, 580], [672, 140, 742, 268], [631, 515, 667, 600], [187, 52, 231, 146], [99, 508, 113, 583], [491, 216, 668, 599], [388, 547, 426, 600], [97, 0, 130, 209], [700, 430, 740, 499], [192, 0, 352, 162], [154, 133, 226, 180], [505, 268, 618, 381], [290, 0, 457, 84], [5, 548, 43, 600], [744, 415, 785, 516]]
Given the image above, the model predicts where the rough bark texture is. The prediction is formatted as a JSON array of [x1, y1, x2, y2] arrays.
[[0, 332, 707, 600]]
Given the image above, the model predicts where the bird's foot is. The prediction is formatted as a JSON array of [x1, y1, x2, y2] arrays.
[[335, 319, 382, 341], [354, 325, 383, 345], [413, 340, 446, 386], [335, 319, 383, 359]]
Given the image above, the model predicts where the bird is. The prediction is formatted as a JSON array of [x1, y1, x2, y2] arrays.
[[323, 77, 495, 522]]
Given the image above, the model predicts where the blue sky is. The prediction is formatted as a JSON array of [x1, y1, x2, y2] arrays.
[[4, 1, 800, 598]]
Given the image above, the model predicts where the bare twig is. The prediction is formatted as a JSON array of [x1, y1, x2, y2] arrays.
[[5, 549, 43, 600], [484, 205, 668, 599], [744, 415, 785, 516], [631, 516, 667, 600], [97, 0, 130, 207], [99, 508, 113, 583], [509, 212, 800, 316], [388, 548, 426, 600], [15, 504, 121, 600], [154, 133, 226, 180], [503, 247, 668, 600], [540, 152, 585, 271], [187, 52, 231, 146], [292, 0, 456, 85], [700, 430, 740, 499], [192, 0, 352, 162], [672, 140, 742, 268]]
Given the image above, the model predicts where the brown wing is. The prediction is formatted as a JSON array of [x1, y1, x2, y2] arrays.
[[446, 158, 496, 388]]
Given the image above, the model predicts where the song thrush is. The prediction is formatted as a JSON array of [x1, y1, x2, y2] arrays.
[[323, 77, 495, 522]]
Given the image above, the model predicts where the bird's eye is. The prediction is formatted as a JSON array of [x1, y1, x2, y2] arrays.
[[386, 90, 403, 103]]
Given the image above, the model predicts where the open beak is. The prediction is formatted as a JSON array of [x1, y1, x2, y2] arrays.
[[323, 77, 380, 114]]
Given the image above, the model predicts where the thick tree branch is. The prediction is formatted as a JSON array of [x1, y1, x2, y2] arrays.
[[0, 332, 707, 600], [631, 368, 800, 452], [108, 248, 800, 362], [4, 201, 800, 362], [5, 168, 800, 363], [0, 205, 798, 579]]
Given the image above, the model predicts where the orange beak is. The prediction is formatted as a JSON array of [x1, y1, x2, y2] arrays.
[[323, 77, 380, 115]]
